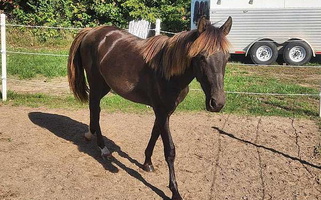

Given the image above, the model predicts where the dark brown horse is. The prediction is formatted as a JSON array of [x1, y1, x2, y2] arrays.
[[67, 16, 232, 200]]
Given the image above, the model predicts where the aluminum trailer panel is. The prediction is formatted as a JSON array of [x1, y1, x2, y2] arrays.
[[210, 8, 321, 55]]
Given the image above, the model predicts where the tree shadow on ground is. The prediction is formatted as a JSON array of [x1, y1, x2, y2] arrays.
[[212, 127, 321, 170], [28, 112, 169, 200]]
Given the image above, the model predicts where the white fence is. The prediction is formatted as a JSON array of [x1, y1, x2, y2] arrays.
[[0, 14, 320, 117], [1, 14, 7, 101]]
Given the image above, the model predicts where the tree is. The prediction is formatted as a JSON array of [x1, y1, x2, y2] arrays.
[[123, 0, 190, 32], [1, 0, 191, 32]]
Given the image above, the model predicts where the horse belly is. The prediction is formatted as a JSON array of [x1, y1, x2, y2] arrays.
[[108, 80, 152, 106], [99, 58, 152, 106], [97, 34, 152, 106]]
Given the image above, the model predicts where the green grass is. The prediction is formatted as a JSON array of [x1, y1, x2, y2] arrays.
[[4, 27, 73, 79], [6, 48, 68, 79], [2, 29, 320, 153], [5, 91, 153, 113], [3, 77, 319, 118], [225, 66, 318, 95], [1, 47, 320, 118]]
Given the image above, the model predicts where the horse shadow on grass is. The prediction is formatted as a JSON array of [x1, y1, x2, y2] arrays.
[[28, 112, 169, 200]]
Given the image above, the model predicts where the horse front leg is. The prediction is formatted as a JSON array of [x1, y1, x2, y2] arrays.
[[143, 119, 160, 172], [158, 115, 182, 200]]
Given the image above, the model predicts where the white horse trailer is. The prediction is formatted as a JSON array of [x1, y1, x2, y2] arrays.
[[191, 0, 321, 65]]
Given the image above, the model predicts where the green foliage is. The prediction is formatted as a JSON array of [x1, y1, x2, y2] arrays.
[[4, 0, 90, 27], [2, 0, 190, 43], [123, 0, 190, 32], [3, 0, 191, 36]]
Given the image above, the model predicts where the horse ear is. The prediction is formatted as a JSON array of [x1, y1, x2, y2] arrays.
[[197, 16, 208, 34], [220, 16, 232, 35]]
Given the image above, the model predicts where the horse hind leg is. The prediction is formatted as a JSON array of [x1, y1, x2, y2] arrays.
[[87, 78, 112, 159]]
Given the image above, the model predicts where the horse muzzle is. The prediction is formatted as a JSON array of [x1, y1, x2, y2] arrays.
[[206, 95, 225, 112]]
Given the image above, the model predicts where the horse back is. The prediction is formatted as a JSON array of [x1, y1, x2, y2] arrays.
[[80, 26, 154, 105]]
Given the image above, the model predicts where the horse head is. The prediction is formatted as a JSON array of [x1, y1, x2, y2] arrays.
[[190, 16, 232, 112]]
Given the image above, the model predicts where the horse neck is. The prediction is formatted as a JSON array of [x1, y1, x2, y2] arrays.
[[167, 65, 195, 90]]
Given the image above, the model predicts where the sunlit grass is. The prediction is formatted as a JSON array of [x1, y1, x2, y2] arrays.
[[1, 47, 320, 118]]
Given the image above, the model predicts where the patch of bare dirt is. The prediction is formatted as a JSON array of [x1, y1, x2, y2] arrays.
[[7, 77, 70, 95], [0, 106, 320, 199]]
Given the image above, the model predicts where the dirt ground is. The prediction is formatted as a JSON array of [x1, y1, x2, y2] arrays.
[[7, 77, 70, 96], [0, 105, 320, 200]]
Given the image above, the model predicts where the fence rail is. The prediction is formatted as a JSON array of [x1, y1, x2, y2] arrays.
[[1, 14, 321, 117]]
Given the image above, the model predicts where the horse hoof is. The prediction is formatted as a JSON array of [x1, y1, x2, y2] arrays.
[[143, 164, 155, 172]]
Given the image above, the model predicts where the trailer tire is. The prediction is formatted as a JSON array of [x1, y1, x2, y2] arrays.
[[283, 41, 312, 66], [250, 41, 278, 65]]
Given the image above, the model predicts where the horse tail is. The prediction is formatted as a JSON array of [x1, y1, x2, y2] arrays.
[[67, 28, 92, 102]]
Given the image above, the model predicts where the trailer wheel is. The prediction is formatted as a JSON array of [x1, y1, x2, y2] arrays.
[[250, 42, 278, 65], [283, 41, 312, 65]]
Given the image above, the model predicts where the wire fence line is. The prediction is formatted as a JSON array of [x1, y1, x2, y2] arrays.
[[5, 22, 321, 65], [5, 49, 321, 69], [160, 30, 176, 35], [7, 23, 320, 42], [6, 78, 320, 100], [5, 23, 321, 66], [4, 22, 175, 56], [6, 77, 320, 98], [6, 23, 82, 30], [6, 50, 69, 57], [7, 22, 176, 33], [189, 89, 320, 97], [3, 21, 321, 101]]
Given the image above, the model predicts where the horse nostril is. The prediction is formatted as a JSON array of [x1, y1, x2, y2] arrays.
[[209, 98, 224, 112], [210, 98, 216, 109]]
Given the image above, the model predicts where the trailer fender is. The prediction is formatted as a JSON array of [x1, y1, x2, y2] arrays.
[[284, 38, 315, 57], [245, 38, 275, 56]]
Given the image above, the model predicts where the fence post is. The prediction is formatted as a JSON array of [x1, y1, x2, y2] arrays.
[[319, 90, 321, 117], [1, 13, 7, 101], [155, 19, 161, 35]]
